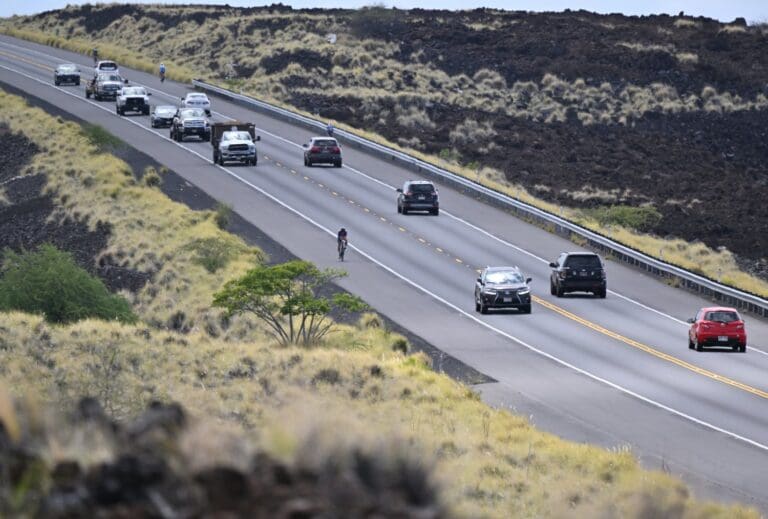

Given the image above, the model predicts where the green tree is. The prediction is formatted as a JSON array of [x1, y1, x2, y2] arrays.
[[213, 260, 367, 346], [0, 244, 136, 324]]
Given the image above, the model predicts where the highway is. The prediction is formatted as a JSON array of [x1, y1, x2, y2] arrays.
[[2, 34, 768, 510]]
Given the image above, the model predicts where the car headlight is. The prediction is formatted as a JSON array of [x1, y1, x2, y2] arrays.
[[517, 288, 531, 295], [483, 289, 497, 295]]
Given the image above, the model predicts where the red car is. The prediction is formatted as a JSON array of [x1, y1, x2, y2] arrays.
[[687, 307, 747, 352]]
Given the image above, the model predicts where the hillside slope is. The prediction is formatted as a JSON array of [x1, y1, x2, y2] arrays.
[[4, 5, 767, 289]]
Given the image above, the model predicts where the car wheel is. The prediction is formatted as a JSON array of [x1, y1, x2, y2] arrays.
[[688, 337, 694, 350], [431, 208, 439, 216], [143, 108, 150, 116], [335, 160, 342, 168], [740, 344, 747, 353], [75, 80, 80, 86], [695, 338, 704, 352], [402, 206, 408, 215], [397, 204, 402, 214], [85, 91, 91, 99], [732, 345, 740, 353], [521, 304, 532, 314], [479, 302, 488, 315], [597, 288, 607, 298], [555, 284, 564, 298], [55, 80, 60, 86]]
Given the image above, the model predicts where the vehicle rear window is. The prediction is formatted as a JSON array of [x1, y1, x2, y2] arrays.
[[705, 311, 739, 322], [409, 183, 435, 193], [565, 255, 602, 268], [314, 139, 337, 147]]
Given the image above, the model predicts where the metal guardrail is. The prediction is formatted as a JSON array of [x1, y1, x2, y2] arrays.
[[193, 79, 768, 318]]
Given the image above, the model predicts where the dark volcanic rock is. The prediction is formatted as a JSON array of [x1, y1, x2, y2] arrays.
[[1, 399, 448, 518]]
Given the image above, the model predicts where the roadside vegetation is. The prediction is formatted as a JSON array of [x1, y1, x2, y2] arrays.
[[2, 5, 766, 297], [0, 33, 761, 519]]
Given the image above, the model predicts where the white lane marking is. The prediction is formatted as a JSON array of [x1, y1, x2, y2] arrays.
[[3, 60, 768, 453]]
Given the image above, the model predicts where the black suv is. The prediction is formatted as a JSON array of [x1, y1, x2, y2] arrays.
[[475, 266, 532, 314], [549, 252, 606, 298], [397, 180, 439, 215], [303, 137, 342, 167]]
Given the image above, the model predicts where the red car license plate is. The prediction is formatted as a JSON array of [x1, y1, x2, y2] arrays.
[[718, 336, 728, 342]]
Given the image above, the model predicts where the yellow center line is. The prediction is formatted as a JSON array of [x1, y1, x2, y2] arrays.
[[364, 208, 370, 212], [331, 191, 338, 196], [436, 247, 443, 253], [380, 217, 387, 222], [418, 238, 426, 243], [0, 50, 53, 71], [290, 169, 297, 174], [275, 162, 282, 167], [398, 227, 406, 232], [533, 296, 768, 400], [303, 176, 310, 181], [317, 183, 324, 188], [455, 258, 463, 264]]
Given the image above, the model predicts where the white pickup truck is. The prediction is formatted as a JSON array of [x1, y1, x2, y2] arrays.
[[211, 122, 260, 166]]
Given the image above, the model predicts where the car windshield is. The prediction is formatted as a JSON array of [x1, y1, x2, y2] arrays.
[[410, 183, 435, 193], [223, 132, 252, 141], [58, 65, 77, 73], [123, 88, 145, 95], [565, 255, 601, 268], [313, 139, 337, 147], [180, 108, 205, 118], [486, 271, 524, 284], [99, 74, 122, 82], [705, 311, 739, 323]]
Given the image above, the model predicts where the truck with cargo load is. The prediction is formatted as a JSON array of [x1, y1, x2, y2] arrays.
[[211, 121, 260, 166]]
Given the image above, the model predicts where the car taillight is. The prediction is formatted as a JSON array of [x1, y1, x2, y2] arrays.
[[310, 146, 321, 153], [737, 324, 744, 330], [701, 323, 711, 329], [331, 146, 340, 153], [405, 191, 413, 196]]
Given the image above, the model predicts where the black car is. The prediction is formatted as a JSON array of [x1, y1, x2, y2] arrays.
[[54, 63, 80, 86], [475, 267, 532, 314], [303, 137, 342, 167], [549, 252, 607, 298], [150, 105, 177, 128], [397, 180, 439, 215]]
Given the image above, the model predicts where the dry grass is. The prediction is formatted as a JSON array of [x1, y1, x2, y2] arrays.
[[0, 89, 265, 336], [0, 312, 759, 519]]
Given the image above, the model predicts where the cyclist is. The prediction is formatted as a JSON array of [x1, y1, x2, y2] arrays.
[[326, 121, 335, 137], [337, 227, 348, 261], [92, 47, 99, 66], [159, 62, 166, 82]]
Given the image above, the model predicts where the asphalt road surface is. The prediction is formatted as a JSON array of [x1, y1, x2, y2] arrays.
[[2, 35, 768, 511]]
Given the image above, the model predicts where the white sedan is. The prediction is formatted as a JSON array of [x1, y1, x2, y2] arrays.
[[181, 92, 211, 116]]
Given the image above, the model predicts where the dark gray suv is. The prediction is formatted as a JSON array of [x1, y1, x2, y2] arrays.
[[475, 266, 532, 314], [303, 137, 342, 167], [397, 180, 439, 215], [549, 252, 607, 298]]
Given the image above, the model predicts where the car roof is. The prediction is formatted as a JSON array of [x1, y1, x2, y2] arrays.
[[311, 136, 337, 141], [485, 266, 521, 272], [57, 63, 77, 68], [406, 180, 434, 185], [700, 306, 739, 313], [565, 251, 600, 256], [187, 92, 207, 97]]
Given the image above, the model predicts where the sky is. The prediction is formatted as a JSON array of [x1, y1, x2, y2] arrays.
[[1, 0, 767, 23]]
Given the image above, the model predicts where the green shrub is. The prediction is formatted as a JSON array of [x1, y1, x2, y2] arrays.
[[187, 237, 240, 273], [213, 202, 232, 230], [590, 205, 663, 232], [0, 245, 136, 324], [81, 123, 122, 150]]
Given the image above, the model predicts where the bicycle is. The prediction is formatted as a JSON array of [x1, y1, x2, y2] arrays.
[[338, 239, 348, 261]]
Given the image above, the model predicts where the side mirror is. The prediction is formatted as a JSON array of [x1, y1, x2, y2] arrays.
[[686, 318, 695, 324], [255, 136, 261, 141], [525, 277, 532, 284], [396, 188, 403, 193], [476, 277, 482, 284], [147, 92, 152, 96], [548, 262, 557, 268], [302, 143, 308, 148], [181, 97, 185, 101]]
